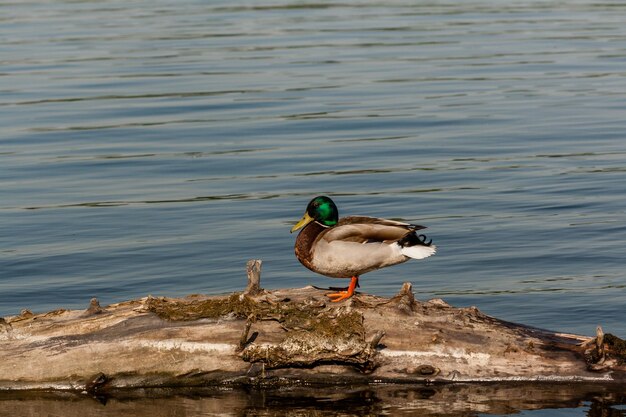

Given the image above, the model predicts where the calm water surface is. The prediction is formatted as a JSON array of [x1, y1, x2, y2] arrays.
[[1, 0, 626, 414]]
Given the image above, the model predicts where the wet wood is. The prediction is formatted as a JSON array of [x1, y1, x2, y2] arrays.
[[0, 260, 624, 392]]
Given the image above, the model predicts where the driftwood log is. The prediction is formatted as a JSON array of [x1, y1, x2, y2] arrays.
[[1, 260, 625, 393]]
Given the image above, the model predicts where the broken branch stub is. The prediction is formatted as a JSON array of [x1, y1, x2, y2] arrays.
[[84, 298, 104, 316], [245, 259, 263, 296], [584, 325, 626, 371]]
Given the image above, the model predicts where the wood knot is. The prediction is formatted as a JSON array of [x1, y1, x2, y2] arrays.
[[85, 372, 109, 395], [407, 364, 440, 376]]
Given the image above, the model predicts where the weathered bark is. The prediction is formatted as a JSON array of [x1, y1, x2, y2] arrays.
[[1, 261, 624, 392]]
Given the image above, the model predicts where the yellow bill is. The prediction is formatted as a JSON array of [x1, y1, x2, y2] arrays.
[[290, 212, 314, 233]]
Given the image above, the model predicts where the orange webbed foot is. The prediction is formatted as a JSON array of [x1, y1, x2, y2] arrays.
[[326, 276, 359, 303], [326, 291, 353, 302]]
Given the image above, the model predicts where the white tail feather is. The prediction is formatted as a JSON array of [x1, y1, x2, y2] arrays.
[[400, 244, 437, 260]]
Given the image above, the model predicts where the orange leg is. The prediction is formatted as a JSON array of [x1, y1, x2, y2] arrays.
[[326, 276, 359, 302]]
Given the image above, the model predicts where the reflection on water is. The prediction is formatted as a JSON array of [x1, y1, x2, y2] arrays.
[[0, 383, 624, 417]]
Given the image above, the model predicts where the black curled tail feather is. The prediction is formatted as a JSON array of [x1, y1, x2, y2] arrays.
[[398, 231, 433, 248]]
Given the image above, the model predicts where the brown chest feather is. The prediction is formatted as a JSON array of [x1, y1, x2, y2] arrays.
[[294, 221, 326, 271]]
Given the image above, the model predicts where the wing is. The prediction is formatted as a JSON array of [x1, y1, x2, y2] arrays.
[[323, 216, 426, 244]]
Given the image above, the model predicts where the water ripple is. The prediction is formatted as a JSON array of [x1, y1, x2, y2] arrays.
[[2, 0, 626, 343]]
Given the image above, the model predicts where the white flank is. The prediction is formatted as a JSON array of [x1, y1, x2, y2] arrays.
[[400, 243, 437, 259]]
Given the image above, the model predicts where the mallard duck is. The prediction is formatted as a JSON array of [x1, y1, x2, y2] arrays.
[[290, 196, 436, 302]]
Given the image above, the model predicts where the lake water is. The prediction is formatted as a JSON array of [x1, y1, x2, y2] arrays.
[[1, 0, 625, 414]]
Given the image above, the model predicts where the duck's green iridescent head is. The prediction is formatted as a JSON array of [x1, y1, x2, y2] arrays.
[[290, 196, 339, 233]]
